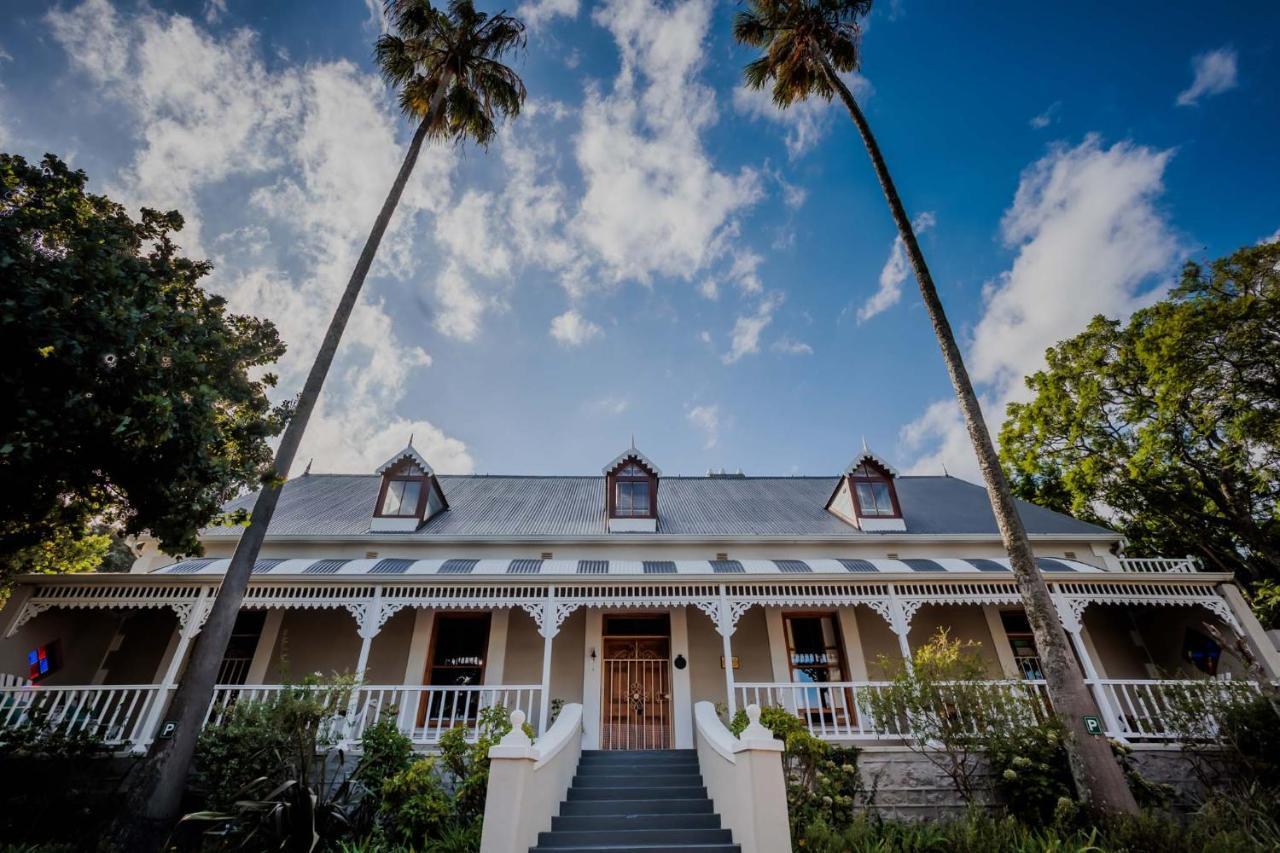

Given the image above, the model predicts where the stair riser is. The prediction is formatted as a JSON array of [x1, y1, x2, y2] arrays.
[[537, 829, 733, 847], [568, 787, 706, 801], [576, 767, 701, 778], [573, 774, 703, 787], [551, 814, 721, 831], [530, 847, 739, 853], [559, 800, 715, 816]]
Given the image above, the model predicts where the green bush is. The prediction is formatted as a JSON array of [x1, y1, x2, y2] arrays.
[[984, 715, 1075, 823], [0, 718, 119, 847], [730, 704, 862, 841], [375, 705, 522, 851]]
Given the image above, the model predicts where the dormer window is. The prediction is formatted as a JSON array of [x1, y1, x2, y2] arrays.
[[850, 462, 898, 518], [614, 463, 652, 517], [380, 477, 424, 517], [370, 442, 448, 533], [826, 447, 906, 532], [604, 445, 660, 533]]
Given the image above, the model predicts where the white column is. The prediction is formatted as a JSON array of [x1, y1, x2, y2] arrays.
[[483, 609, 511, 685], [403, 609, 436, 684], [837, 607, 868, 681], [670, 606, 693, 748], [246, 609, 284, 683], [537, 588, 557, 736], [1218, 582, 1280, 678], [1053, 594, 1124, 740], [763, 608, 789, 682], [582, 610, 603, 750], [718, 589, 738, 716], [887, 585, 914, 670], [353, 588, 384, 680], [982, 605, 1019, 678], [136, 588, 212, 750]]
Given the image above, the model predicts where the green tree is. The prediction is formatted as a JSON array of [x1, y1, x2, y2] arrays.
[[0, 153, 285, 583], [1001, 242, 1280, 586], [119, 1, 528, 844], [731, 0, 1137, 812]]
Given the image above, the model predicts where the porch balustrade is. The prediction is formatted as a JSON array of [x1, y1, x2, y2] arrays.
[[1115, 556, 1200, 573], [735, 677, 1265, 744], [1, 682, 540, 752]]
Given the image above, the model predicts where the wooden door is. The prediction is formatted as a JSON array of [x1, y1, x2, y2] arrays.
[[601, 635, 672, 750]]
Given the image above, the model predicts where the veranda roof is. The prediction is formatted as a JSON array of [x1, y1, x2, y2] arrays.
[[153, 556, 1104, 577]]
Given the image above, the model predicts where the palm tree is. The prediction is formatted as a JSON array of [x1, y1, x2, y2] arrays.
[[733, 0, 1137, 814], [117, 1, 527, 843]]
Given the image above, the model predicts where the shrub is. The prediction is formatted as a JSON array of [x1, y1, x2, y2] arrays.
[[375, 704, 523, 851], [984, 714, 1075, 823], [0, 717, 119, 847], [729, 704, 862, 840], [865, 629, 1036, 803]]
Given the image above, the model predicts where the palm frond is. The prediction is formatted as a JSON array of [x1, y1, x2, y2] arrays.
[[731, 0, 871, 107]]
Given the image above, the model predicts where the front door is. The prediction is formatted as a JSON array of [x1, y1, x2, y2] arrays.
[[601, 614, 672, 750]]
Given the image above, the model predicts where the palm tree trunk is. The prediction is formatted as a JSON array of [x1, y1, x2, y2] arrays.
[[820, 57, 1138, 815], [115, 74, 453, 849]]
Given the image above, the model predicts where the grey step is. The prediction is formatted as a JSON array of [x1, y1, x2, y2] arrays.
[[576, 765, 701, 777], [577, 752, 697, 763], [551, 814, 722, 832], [573, 774, 702, 787], [530, 846, 739, 853], [537, 828, 733, 847], [559, 799, 714, 817], [580, 750, 696, 757], [577, 758, 700, 768], [568, 786, 706, 801]]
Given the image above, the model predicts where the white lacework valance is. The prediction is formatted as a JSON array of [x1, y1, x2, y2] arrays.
[[6, 574, 1241, 641]]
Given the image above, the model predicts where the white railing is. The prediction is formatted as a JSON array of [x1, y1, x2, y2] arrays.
[[736, 678, 1267, 743], [349, 685, 542, 745], [204, 683, 542, 745], [1117, 556, 1200, 573], [0, 684, 164, 746]]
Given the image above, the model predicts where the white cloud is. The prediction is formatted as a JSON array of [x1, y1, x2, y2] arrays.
[[550, 309, 604, 346], [857, 211, 935, 324], [518, 0, 580, 30], [433, 263, 488, 342], [1263, 228, 1280, 245], [772, 336, 813, 355], [1176, 46, 1238, 107], [1029, 101, 1060, 129], [437, 190, 512, 277], [47, 0, 471, 474], [901, 135, 1180, 479], [570, 0, 762, 285], [203, 0, 227, 23], [686, 404, 720, 449], [585, 395, 630, 416], [732, 73, 872, 158], [722, 291, 784, 364]]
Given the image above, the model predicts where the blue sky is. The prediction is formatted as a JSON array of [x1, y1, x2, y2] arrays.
[[2, 0, 1277, 480]]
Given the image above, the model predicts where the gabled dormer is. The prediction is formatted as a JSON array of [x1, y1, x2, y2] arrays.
[[370, 442, 448, 533], [603, 443, 660, 533], [826, 446, 906, 532]]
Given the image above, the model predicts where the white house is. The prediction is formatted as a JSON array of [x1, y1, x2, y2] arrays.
[[2, 441, 1275, 756]]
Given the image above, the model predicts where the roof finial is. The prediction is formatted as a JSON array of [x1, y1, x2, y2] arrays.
[[941, 462, 950, 477], [408, 432, 414, 446], [303, 458, 313, 476], [861, 435, 869, 453], [630, 433, 636, 450]]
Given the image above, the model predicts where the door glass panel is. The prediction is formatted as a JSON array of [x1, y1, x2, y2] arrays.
[[428, 614, 490, 687]]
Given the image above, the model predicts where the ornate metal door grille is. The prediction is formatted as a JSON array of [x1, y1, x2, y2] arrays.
[[601, 637, 671, 750]]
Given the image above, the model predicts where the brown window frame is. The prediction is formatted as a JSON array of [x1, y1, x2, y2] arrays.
[[423, 612, 492, 687], [847, 462, 902, 520], [781, 611, 850, 684], [605, 459, 658, 520], [374, 459, 432, 519]]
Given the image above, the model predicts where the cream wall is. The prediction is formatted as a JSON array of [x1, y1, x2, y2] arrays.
[[0, 608, 123, 684], [266, 609, 362, 681], [907, 604, 1005, 677]]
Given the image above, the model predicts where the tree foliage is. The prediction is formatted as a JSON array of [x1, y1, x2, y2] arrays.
[[1000, 242, 1280, 584], [0, 153, 287, 579]]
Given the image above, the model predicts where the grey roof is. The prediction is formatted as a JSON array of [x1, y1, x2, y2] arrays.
[[155, 556, 1105, 577], [204, 474, 1113, 539]]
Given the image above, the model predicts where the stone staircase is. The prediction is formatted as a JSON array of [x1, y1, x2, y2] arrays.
[[529, 749, 741, 852]]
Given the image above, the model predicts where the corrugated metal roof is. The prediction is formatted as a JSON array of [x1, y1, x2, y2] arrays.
[[202, 474, 1113, 539], [154, 556, 1105, 577]]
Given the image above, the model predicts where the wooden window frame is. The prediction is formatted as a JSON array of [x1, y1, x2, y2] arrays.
[[605, 459, 658, 520], [847, 461, 902, 520], [374, 458, 432, 519], [781, 611, 850, 684]]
